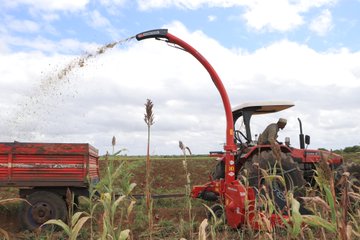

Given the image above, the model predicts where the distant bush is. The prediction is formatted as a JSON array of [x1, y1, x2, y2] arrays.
[[326, 145, 360, 154], [343, 145, 360, 153]]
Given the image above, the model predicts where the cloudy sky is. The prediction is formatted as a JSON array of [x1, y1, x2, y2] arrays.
[[1, 0, 359, 155]]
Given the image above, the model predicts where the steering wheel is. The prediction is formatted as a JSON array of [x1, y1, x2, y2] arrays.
[[234, 130, 248, 144]]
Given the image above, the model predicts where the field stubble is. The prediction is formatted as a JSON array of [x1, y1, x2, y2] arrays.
[[0, 154, 359, 239]]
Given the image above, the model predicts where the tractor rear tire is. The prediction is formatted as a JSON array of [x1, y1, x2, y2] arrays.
[[21, 191, 68, 231], [335, 162, 360, 194], [238, 150, 307, 214]]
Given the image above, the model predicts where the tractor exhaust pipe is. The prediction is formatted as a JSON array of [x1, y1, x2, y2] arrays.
[[298, 118, 305, 149]]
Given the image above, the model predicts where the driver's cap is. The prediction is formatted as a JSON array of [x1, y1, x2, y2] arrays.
[[278, 118, 287, 124]]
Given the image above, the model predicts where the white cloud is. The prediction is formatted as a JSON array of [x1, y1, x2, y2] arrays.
[[82, 10, 124, 40], [242, 0, 304, 32], [42, 13, 60, 22], [136, 0, 337, 32], [236, 40, 360, 87], [88, 10, 111, 28], [296, 0, 338, 12], [137, 0, 245, 10], [208, 15, 217, 22], [5, 17, 40, 33], [0, 41, 9, 53], [1, 22, 359, 154], [309, 9, 333, 36], [2, 0, 89, 12], [100, 0, 128, 7]]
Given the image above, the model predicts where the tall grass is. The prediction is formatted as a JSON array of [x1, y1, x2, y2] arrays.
[[179, 140, 194, 239], [144, 98, 155, 240], [0, 143, 358, 239], [42, 150, 135, 240], [199, 151, 360, 240]]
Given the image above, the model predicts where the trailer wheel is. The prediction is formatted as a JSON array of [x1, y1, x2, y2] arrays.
[[21, 191, 68, 230], [239, 150, 307, 214]]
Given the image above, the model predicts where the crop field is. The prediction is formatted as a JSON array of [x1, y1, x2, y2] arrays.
[[0, 153, 359, 239]]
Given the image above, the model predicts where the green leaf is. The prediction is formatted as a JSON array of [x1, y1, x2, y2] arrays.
[[112, 148, 127, 156], [118, 229, 130, 240], [70, 216, 91, 240], [202, 204, 216, 222], [42, 219, 71, 236], [111, 195, 126, 216], [111, 164, 125, 181], [324, 185, 336, 224], [302, 215, 336, 233], [71, 211, 87, 227], [291, 195, 302, 237], [90, 202, 101, 216], [126, 183, 137, 195], [127, 200, 136, 218]]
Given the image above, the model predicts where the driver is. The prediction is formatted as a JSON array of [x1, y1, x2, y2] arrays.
[[258, 118, 287, 145]]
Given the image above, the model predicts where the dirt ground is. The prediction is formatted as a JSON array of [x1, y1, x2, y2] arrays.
[[0, 156, 218, 237], [126, 157, 217, 193]]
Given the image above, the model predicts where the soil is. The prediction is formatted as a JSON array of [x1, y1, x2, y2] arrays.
[[0, 157, 218, 237], [125, 157, 217, 194]]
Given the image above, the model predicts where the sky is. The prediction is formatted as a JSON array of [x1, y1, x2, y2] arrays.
[[0, 0, 360, 155]]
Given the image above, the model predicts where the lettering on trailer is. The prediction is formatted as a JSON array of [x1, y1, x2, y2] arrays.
[[0, 163, 98, 169]]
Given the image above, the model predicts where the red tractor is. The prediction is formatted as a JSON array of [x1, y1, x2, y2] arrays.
[[136, 29, 296, 228], [135, 29, 348, 228], [201, 101, 343, 214]]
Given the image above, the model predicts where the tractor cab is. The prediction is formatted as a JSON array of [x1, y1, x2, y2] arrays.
[[231, 101, 343, 184], [232, 101, 295, 146]]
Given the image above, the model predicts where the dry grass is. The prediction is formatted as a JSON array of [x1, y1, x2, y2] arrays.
[[0, 153, 359, 239]]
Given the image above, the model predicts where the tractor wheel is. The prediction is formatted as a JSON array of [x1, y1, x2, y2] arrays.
[[335, 162, 360, 194], [238, 150, 307, 214], [21, 191, 68, 230], [211, 160, 225, 180], [207, 204, 225, 231], [207, 204, 224, 222], [347, 162, 360, 191]]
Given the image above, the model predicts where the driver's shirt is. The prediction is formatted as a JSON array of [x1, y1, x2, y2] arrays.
[[258, 123, 279, 145]]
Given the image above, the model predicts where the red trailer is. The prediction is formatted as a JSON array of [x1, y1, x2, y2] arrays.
[[0, 141, 99, 230]]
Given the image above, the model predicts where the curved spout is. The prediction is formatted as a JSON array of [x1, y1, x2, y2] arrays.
[[136, 29, 235, 151], [136, 29, 237, 181]]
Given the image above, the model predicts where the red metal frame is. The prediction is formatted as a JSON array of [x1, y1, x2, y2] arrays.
[[0, 142, 99, 187], [136, 29, 237, 181], [136, 29, 289, 228]]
